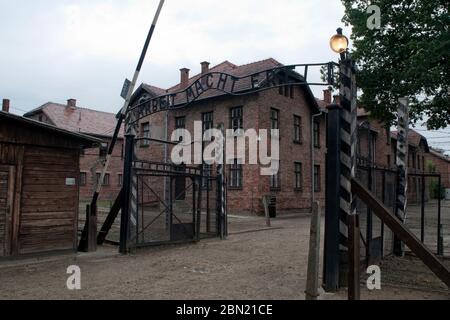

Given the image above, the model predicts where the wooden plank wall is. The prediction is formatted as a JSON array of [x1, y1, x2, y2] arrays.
[[19, 146, 79, 254], [0, 166, 9, 256]]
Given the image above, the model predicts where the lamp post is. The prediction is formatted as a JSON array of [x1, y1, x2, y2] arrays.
[[330, 28, 360, 300]]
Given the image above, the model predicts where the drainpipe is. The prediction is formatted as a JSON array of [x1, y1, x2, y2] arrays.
[[311, 110, 323, 207]]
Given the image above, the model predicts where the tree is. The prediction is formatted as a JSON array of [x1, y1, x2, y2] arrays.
[[341, 0, 450, 129]]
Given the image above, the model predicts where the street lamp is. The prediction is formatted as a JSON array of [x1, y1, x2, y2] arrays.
[[328, 27, 360, 301], [330, 28, 349, 57]]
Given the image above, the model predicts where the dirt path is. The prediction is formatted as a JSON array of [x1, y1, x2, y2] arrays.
[[0, 215, 448, 300]]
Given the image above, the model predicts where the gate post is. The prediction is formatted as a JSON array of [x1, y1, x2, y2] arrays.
[[120, 133, 135, 254], [340, 56, 359, 301], [216, 123, 227, 239], [324, 54, 359, 299], [394, 97, 409, 256], [323, 103, 341, 292]]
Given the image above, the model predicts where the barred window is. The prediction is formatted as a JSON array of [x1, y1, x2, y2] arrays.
[[80, 172, 87, 186], [294, 162, 302, 190], [202, 112, 214, 132], [270, 168, 281, 190], [314, 165, 321, 192], [141, 122, 150, 147], [271, 108, 279, 130], [96, 173, 110, 186], [313, 121, 321, 148], [175, 116, 186, 129], [229, 159, 243, 188], [294, 115, 302, 143], [230, 107, 243, 131]]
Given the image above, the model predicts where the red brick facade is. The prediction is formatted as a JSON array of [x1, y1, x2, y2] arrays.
[[133, 59, 326, 215], [425, 149, 450, 188]]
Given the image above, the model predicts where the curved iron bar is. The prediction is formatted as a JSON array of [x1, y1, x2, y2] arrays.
[[127, 62, 338, 125]]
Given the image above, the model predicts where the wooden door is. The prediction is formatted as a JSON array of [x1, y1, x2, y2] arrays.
[[0, 165, 14, 257]]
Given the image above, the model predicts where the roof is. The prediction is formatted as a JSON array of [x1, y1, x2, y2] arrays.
[[0, 110, 102, 146], [138, 58, 320, 112], [357, 108, 370, 117], [391, 129, 430, 152], [428, 148, 450, 163], [24, 102, 124, 138]]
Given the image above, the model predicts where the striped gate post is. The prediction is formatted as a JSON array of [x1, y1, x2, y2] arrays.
[[119, 110, 140, 253], [338, 56, 359, 299], [216, 124, 227, 239], [394, 97, 409, 256], [323, 56, 358, 295]]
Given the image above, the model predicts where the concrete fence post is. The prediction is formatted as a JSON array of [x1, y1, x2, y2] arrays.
[[305, 201, 321, 300]]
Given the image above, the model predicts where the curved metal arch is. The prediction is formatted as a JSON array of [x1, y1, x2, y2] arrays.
[[126, 62, 338, 125]]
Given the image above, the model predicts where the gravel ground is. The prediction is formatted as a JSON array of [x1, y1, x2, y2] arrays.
[[0, 215, 448, 300]]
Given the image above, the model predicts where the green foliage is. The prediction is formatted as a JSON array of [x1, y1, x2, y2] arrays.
[[429, 180, 446, 199], [341, 0, 450, 129]]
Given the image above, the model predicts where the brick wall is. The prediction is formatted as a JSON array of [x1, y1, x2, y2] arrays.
[[134, 86, 326, 215], [425, 152, 450, 189], [79, 137, 124, 202]]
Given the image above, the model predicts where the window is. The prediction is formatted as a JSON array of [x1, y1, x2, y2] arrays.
[[229, 159, 243, 188], [386, 127, 391, 145], [314, 165, 321, 192], [313, 121, 321, 148], [230, 107, 243, 131], [293, 115, 302, 143], [175, 116, 186, 142], [387, 155, 391, 167], [104, 173, 110, 186], [96, 173, 110, 186], [202, 164, 213, 190], [99, 142, 108, 157], [141, 122, 150, 147], [278, 78, 292, 97], [270, 169, 281, 190], [202, 112, 214, 141], [80, 172, 87, 186], [175, 116, 186, 129], [202, 112, 214, 132], [294, 162, 302, 190], [271, 108, 279, 130], [118, 174, 123, 187]]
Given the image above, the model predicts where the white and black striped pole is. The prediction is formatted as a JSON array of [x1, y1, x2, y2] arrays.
[[338, 52, 359, 300], [393, 97, 409, 256], [216, 123, 227, 239], [81, 0, 165, 252]]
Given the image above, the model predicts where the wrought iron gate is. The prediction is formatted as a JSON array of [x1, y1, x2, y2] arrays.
[[127, 160, 221, 249]]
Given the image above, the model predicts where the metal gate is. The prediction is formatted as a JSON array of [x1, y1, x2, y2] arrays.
[[127, 160, 221, 248], [356, 162, 398, 265]]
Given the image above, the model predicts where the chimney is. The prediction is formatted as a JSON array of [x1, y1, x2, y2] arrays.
[[2, 99, 10, 113], [323, 89, 332, 104], [180, 68, 190, 89], [201, 61, 210, 85], [67, 99, 77, 108]]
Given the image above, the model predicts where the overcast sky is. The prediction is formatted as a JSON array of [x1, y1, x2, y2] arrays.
[[1, 0, 449, 154]]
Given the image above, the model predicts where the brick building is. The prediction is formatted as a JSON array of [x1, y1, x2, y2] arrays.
[[23, 100, 124, 202], [425, 148, 450, 189], [131, 58, 327, 215], [391, 129, 430, 203]]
